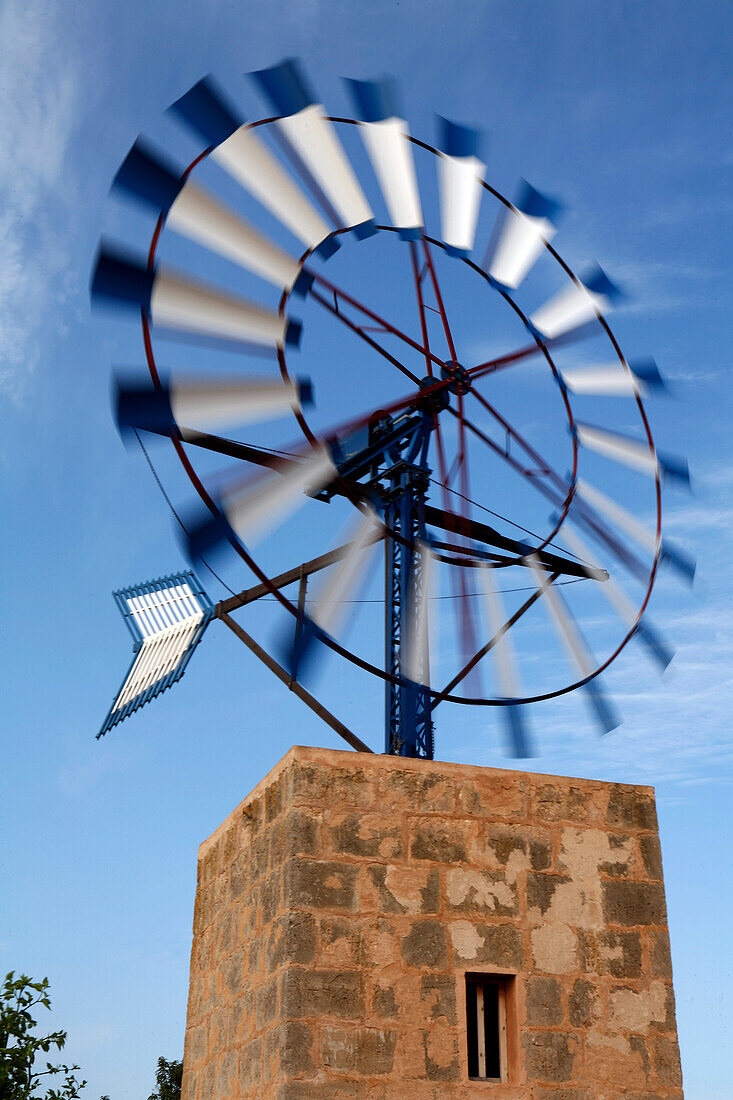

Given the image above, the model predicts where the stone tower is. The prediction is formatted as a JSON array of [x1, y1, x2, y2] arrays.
[[181, 746, 683, 1098]]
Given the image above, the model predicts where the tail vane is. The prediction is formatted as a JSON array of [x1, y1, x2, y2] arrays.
[[99, 572, 214, 737]]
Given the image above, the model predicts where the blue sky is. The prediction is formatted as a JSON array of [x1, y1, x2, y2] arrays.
[[1, 1, 732, 1096]]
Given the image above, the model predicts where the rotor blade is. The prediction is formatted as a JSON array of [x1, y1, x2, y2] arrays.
[[169, 76, 336, 256], [403, 541, 437, 686], [531, 264, 623, 339], [577, 422, 690, 487], [346, 77, 423, 240], [112, 140, 312, 295], [436, 117, 485, 256], [288, 508, 383, 679], [527, 556, 621, 734], [485, 180, 562, 289], [479, 563, 531, 757], [91, 246, 301, 348], [574, 478, 694, 584], [561, 358, 666, 397], [560, 523, 674, 671], [183, 445, 337, 561], [424, 504, 605, 580], [115, 375, 312, 437], [252, 59, 375, 238]]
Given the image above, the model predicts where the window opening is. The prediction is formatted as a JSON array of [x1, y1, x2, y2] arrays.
[[466, 974, 509, 1081]]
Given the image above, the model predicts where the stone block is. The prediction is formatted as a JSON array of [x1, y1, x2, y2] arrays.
[[409, 817, 471, 863], [523, 1030, 577, 1082], [568, 979, 599, 1028], [328, 812, 404, 859], [651, 1035, 683, 1087], [401, 919, 448, 968], [285, 858, 358, 912], [280, 968, 365, 1020], [449, 920, 524, 968], [525, 975, 563, 1026], [579, 930, 642, 979], [602, 881, 667, 927], [607, 785, 658, 831]]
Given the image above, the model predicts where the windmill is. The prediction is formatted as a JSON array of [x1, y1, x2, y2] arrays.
[[92, 59, 694, 760]]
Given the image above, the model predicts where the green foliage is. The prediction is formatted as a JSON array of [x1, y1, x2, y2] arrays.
[[146, 1057, 182, 1100], [0, 972, 86, 1099]]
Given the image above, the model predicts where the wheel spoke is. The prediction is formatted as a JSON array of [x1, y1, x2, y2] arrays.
[[310, 269, 448, 373], [432, 573, 559, 706]]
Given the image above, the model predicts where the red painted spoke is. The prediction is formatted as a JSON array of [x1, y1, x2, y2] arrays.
[[311, 290, 421, 386], [421, 239, 458, 362], [310, 270, 447, 374], [470, 386, 565, 493], [408, 240, 434, 378], [432, 575, 559, 707]]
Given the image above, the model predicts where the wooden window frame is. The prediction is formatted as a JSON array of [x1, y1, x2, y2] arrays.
[[465, 972, 514, 1084]]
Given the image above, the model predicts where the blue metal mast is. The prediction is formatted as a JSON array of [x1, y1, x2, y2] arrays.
[[381, 412, 434, 758]]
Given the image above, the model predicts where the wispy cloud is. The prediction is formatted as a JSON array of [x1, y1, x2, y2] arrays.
[[0, 0, 81, 398]]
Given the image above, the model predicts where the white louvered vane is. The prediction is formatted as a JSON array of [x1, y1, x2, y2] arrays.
[[99, 573, 214, 737]]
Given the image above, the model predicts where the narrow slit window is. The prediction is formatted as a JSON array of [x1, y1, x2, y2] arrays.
[[466, 974, 510, 1081]]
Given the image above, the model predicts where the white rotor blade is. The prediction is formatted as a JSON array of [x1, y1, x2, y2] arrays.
[[254, 58, 373, 233], [577, 423, 656, 476], [435, 118, 485, 256], [560, 524, 673, 670], [276, 104, 374, 231], [113, 141, 304, 291], [527, 555, 620, 733], [215, 128, 333, 251], [531, 265, 621, 339], [527, 555, 594, 675], [309, 509, 383, 638], [169, 377, 306, 429], [485, 181, 561, 289], [167, 182, 303, 290], [169, 77, 333, 252], [480, 564, 531, 756], [576, 479, 657, 555], [223, 446, 336, 546], [403, 541, 437, 685], [561, 359, 664, 397], [150, 267, 295, 347], [481, 564, 522, 698], [360, 118, 423, 235]]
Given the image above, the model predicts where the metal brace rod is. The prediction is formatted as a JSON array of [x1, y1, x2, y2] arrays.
[[218, 611, 373, 754]]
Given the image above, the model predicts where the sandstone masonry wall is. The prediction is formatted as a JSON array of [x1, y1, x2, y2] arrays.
[[181, 746, 683, 1099]]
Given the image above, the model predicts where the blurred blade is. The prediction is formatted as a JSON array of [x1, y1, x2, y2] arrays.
[[485, 180, 561, 289], [561, 358, 666, 397], [403, 541, 436, 686], [531, 264, 623, 339], [113, 140, 307, 292], [169, 76, 335, 255], [527, 555, 621, 734], [290, 508, 383, 679], [576, 478, 657, 555], [253, 59, 375, 237], [91, 246, 301, 349], [577, 422, 690, 487], [184, 445, 337, 561], [437, 117, 485, 256], [479, 563, 532, 757], [310, 508, 382, 637], [347, 77, 423, 239], [115, 375, 311, 436], [560, 523, 674, 671]]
